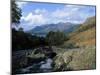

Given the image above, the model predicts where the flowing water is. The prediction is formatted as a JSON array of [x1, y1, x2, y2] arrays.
[[19, 58, 53, 73]]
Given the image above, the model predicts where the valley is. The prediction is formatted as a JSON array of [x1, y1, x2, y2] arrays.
[[12, 16, 96, 74]]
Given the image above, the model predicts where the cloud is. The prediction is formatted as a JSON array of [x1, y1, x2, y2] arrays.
[[34, 8, 47, 14], [21, 11, 48, 27], [51, 5, 84, 23], [16, 2, 27, 8], [20, 4, 95, 31], [51, 5, 82, 18], [52, 5, 95, 23]]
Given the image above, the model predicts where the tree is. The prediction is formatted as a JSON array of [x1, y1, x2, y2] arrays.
[[46, 31, 66, 46], [18, 27, 23, 32], [11, 0, 22, 25]]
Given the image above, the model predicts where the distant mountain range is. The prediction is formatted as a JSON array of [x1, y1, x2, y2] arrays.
[[27, 22, 80, 36]]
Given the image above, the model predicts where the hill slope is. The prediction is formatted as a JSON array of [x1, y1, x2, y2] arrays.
[[53, 16, 96, 71], [63, 16, 96, 48]]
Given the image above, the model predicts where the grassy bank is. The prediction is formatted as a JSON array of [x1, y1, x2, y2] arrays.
[[53, 46, 96, 71]]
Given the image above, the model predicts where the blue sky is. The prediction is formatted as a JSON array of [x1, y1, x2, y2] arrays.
[[16, 1, 96, 31]]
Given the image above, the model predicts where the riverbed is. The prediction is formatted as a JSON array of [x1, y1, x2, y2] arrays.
[[18, 58, 53, 74]]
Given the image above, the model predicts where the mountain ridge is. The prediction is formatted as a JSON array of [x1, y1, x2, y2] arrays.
[[27, 22, 80, 36]]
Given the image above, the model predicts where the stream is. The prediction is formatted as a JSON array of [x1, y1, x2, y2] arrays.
[[19, 58, 53, 73]]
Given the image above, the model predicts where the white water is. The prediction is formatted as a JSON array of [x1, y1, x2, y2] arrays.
[[20, 58, 53, 73], [40, 58, 53, 69]]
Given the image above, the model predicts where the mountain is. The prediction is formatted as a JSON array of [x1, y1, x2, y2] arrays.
[[28, 22, 79, 36]]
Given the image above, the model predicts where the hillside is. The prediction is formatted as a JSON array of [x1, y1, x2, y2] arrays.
[[63, 16, 96, 48], [53, 16, 96, 71]]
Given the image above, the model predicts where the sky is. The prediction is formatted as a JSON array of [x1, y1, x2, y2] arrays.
[[16, 1, 96, 31]]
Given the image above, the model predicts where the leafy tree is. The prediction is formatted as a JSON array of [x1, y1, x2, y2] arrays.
[[46, 31, 66, 46], [12, 28, 47, 50], [11, 0, 22, 25], [18, 27, 23, 32]]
